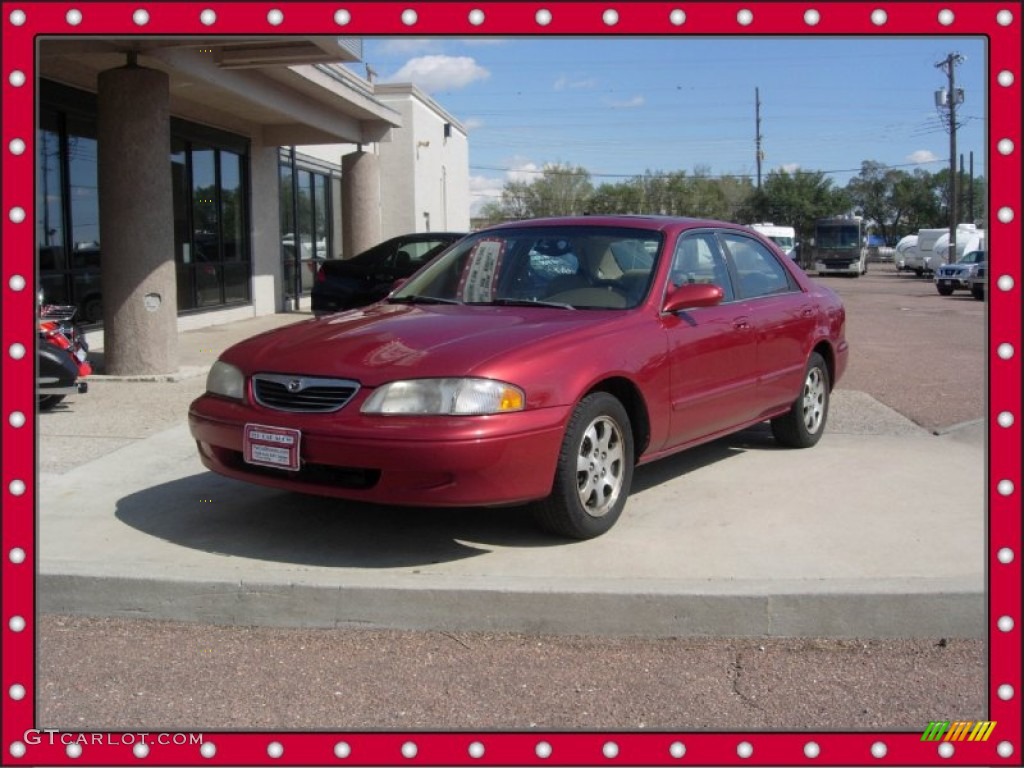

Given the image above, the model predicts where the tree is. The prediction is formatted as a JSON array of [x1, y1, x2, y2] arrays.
[[738, 170, 848, 248], [523, 163, 594, 217], [889, 169, 943, 240], [844, 161, 950, 245]]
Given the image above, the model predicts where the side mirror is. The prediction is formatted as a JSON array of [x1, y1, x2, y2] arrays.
[[662, 283, 724, 313]]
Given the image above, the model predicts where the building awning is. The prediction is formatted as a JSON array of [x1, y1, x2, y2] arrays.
[[39, 38, 401, 145]]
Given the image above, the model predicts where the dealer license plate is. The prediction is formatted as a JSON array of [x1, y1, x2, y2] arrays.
[[243, 423, 301, 471]]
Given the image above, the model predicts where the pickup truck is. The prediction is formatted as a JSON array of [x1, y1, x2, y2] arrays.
[[934, 250, 987, 296], [969, 263, 986, 301]]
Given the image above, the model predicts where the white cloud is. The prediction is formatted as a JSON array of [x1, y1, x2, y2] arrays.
[[605, 95, 645, 108], [554, 75, 598, 91], [505, 157, 542, 183], [387, 55, 490, 93], [780, 163, 801, 174], [463, 117, 485, 131], [906, 149, 939, 164], [469, 174, 504, 216], [469, 158, 542, 215]]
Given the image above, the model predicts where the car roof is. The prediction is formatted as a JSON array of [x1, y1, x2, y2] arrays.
[[480, 215, 746, 234], [393, 231, 465, 239]]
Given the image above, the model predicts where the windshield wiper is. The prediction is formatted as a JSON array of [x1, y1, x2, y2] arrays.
[[388, 295, 463, 305], [484, 298, 576, 310]]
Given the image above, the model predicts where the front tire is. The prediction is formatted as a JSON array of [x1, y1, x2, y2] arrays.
[[771, 352, 830, 448], [39, 394, 66, 411], [936, 284, 954, 296], [971, 284, 985, 301], [533, 392, 634, 539]]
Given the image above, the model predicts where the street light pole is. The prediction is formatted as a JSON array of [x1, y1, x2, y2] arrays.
[[935, 53, 964, 264]]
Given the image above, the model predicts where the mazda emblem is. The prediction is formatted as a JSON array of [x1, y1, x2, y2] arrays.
[[287, 379, 302, 393]]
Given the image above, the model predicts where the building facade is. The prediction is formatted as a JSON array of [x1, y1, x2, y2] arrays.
[[297, 83, 470, 248], [37, 37, 469, 374]]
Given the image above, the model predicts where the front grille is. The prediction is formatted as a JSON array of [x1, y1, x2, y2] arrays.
[[252, 373, 359, 413]]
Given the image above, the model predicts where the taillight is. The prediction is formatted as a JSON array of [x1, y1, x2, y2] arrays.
[[316, 266, 326, 283]]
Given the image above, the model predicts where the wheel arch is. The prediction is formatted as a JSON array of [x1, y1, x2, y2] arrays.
[[585, 376, 651, 460], [812, 341, 837, 392]]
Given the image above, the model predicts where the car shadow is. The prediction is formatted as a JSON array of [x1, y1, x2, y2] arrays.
[[632, 423, 774, 493], [113, 426, 771, 568]]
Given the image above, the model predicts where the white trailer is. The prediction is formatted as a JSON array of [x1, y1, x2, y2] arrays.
[[905, 225, 975, 275], [748, 223, 798, 260], [894, 234, 918, 272]]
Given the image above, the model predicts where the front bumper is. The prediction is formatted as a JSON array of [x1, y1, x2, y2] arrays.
[[188, 394, 570, 507], [935, 270, 974, 289], [815, 261, 860, 274]]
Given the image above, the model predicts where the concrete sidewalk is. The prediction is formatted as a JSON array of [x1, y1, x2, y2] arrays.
[[37, 312, 987, 639]]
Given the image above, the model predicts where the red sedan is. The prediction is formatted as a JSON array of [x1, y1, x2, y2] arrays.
[[189, 216, 848, 539]]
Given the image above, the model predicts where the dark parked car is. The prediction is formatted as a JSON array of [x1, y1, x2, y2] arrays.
[[311, 232, 464, 315], [190, 216, 848, 539]]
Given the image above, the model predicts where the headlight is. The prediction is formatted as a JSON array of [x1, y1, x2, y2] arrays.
[[361, 378, 525, 415], [206, 360, 245, 399]]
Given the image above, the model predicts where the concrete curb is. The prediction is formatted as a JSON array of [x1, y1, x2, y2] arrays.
[[37, 573, 984, 639]]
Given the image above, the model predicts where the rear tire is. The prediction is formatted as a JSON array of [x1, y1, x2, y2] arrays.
[[771, 352, 830, 449], [533, 392, 634, 539]]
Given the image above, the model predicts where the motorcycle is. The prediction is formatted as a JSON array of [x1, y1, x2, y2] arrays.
[[38, 295, 91, 411]]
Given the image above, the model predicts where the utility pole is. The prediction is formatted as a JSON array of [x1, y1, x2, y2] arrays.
[[968, 151, 974, 224], [755, 87, 763, 190], [935, 53, 964, 264]]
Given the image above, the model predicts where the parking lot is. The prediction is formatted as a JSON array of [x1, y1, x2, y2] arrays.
[[33, 261, 988, 731], [819, 262, 985, 432]]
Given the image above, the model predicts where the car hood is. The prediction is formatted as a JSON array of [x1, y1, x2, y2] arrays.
[[221, 302, 625, 386]]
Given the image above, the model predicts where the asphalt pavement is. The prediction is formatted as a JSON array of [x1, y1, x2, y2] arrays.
[[36, 309, 987, 639]]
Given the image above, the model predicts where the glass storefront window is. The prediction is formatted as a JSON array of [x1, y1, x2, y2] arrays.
[[221, 150, 244, 262], [37, 110, 68, 304], [66, 116, 102, 321], [39, 82, 252, 319], [279, 153, 332, 299], [191, 146, 218, 264]]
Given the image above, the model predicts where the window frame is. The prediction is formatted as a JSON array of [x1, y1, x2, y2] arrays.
[[716, 230, 801, 301]]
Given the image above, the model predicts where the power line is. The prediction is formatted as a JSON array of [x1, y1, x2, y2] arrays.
[[469, 158, 945, 181]]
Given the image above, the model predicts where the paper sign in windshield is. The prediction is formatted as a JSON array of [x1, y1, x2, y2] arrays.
[[457, 239, 505, 302]]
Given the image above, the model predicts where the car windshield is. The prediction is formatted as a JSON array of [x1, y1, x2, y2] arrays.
[[815, 225, 860, 249], [959, 250, 986, 264], [389, 226, 663, 310]]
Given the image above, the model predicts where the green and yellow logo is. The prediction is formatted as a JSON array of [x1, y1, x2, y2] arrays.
[[922, 721, 997, 742]]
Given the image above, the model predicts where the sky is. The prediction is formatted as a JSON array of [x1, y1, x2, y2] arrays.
[[350, 36, 987, 215]]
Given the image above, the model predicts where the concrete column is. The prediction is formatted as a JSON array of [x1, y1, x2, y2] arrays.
[[248, 141, 283, 314], [341, 150, 381, 258], [97, 62, 178, 375]]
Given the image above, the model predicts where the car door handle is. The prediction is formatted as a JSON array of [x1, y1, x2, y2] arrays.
[[801, 307, 815, 318], [733, 317, 751, 331]]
